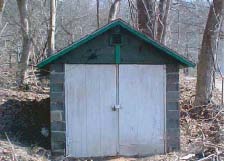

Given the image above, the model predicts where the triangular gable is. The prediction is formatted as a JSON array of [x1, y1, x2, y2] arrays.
[[37, 19, 195, 68]]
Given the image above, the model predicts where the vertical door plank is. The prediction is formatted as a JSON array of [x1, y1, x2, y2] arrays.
[[65, 65, 86, 156]]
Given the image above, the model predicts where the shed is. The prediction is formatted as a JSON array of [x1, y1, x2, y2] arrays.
[[37, 19, 195, 157]]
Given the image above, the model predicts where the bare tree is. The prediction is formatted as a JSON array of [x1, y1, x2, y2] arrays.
[[96, 0, 100, 28], [108, 0, 121, 22], [136, 0, 170, 42], [127, 0, 138, 28], [47, 0, 56, 56], [17, 0, 32, 85], [194, 0, 224, 105], [156, 0, 170, 44], [0, 0, 5, 23], [0, 0, 222, 90], [137, 0, 156, 38]]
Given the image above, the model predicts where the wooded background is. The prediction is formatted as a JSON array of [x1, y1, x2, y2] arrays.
[[0, 0, 223, 105]]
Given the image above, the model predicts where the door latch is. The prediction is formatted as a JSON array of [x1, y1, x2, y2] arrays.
[[112, 104, 121, 111]]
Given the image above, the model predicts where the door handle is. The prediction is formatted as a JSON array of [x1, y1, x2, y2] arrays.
[[112, 104, 121, 111]]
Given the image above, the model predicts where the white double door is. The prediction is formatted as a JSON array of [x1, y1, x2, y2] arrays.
[[65, 64, 165, 157]]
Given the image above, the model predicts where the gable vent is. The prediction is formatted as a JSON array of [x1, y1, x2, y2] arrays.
[[110, 34, 122, 45]]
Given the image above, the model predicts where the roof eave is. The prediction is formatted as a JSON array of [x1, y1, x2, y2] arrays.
[[117, 21, 196, 68], [37, 19, 195, 69]]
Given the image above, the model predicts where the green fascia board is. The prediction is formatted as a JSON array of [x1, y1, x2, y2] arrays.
[[115, 45, 121, 64], [37, 21, 120, 69], [37, 19, 195, 69], [118, 22, 195, 67]]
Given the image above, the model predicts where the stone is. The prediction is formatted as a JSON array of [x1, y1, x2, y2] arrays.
[[52, 141, 65, 150], [51, 83, 64, 92], [51, 102, 64, 111], [167, 83, 179, 91], [167, 91, 179, 101], [51, 131, 65, 142], [166, 102, 179, 110], [166, 64, 179, 73], [51, 121, 66, 131], [167, 74, 179, 84], [51, 64, 64, 73], [50, 74, 64, 83], [51, 111, 63, 122]]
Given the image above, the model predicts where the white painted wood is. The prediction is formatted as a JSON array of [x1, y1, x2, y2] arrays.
[[65, 64, 166, 157], [119, 65, 165, 156], [65, 65, 118, 157]]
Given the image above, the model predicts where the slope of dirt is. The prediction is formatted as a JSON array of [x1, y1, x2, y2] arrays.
[[0, 88, 51, 161], [0, 88, 50, 148]]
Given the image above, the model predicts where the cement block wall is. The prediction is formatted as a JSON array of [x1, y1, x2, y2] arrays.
[[50, 63, 65, 155], [166, 64, 180, 151]]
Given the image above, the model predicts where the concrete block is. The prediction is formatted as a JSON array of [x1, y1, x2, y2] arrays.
[[51, 83, 64, 92], [51, 102, 64, 111], [51, 121, 66, 131], [166, 64, 179, 73], [51, 131, 65, 142], [50, 74, 64, 83], [167, 119, 179, 128], [167, 83, 179, 91], [166, 74, 179, 84], [51, 149, 65, 156], [167, 138, 180, 152], [51, 111, 63, 122], [51, 92, 64, 100], [167, 128, 180, 140], [166, 102, 179, 110], [51, 64, 64, 73], [52, 141, 65, 150], [167, 91, 179, 101], [166, 111, 179, 128]]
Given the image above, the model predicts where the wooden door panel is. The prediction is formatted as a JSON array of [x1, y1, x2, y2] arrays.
[[119, 65, 165, 156], [65, 65, 118, 157]]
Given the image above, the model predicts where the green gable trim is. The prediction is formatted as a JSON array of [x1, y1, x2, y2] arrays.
[[37, 19, 195, 69], [115, 45, 120, 64]]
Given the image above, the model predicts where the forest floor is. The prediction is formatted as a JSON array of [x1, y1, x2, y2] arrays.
[[0, 75, 223, 161]]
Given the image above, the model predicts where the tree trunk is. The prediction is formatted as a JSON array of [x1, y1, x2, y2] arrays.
[[17, 0, 32, 86], [194, 0, 223, 105], [108, 0, 121, 22], [96, 0, 100, 28], [156, 0, 170, 44], [137, 0, 156, 38], [0, 0, 5, 23], [47, 0, 56, 56]]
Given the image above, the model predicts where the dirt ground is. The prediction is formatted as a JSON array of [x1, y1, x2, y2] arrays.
[[0, 75, 223, 161]]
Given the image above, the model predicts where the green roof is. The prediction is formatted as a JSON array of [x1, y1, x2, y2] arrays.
[[37, 19, 195, 68]]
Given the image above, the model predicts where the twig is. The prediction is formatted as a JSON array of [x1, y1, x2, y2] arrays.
[[5, 132, 18, 161], [196, 154, 216, 161]]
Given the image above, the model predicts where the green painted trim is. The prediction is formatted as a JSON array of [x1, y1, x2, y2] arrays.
[[37, 21, 120, 68], [37, 19, 195, 69], [118, 22, 195, 67], [115, 45, 120, 64]]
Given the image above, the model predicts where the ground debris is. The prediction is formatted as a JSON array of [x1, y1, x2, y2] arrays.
[[0, 139, 50, 161], [179, 75, 224, 161]]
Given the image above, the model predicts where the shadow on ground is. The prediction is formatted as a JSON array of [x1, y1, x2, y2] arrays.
[[0, 97, 50, 149]]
